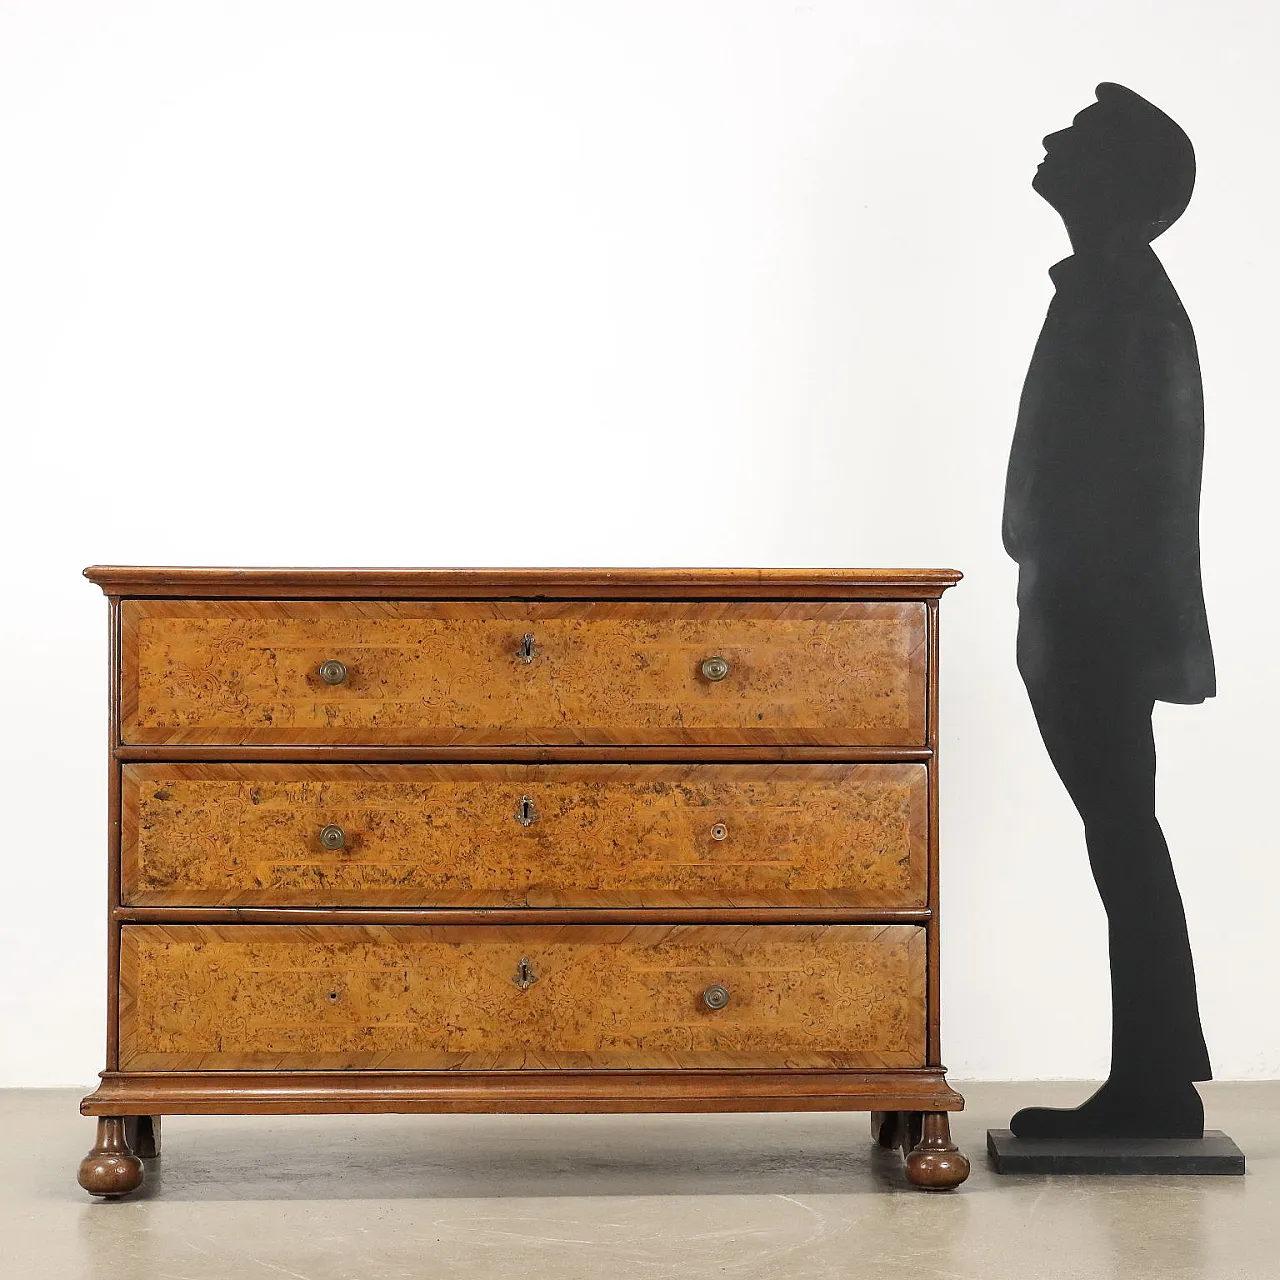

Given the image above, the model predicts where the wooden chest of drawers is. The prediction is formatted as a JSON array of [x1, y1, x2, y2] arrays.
[[78, 567, 968, 1194]]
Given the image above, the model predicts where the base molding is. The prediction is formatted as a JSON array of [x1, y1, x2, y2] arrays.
[[83, 1069, 964, 1116]]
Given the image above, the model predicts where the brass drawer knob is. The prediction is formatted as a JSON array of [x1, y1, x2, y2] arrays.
[[319, 824, 346, 851], [700, 656, 730, 682], [318, 659, 348, 686], [702, 983, 730, 1011], [710, 823, 728, 841]]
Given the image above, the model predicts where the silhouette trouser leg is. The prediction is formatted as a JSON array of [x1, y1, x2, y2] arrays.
[[1026, 680, 1211, 1084]]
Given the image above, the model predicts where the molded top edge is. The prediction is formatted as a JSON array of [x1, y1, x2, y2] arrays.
[[83, 566, 963, 599]]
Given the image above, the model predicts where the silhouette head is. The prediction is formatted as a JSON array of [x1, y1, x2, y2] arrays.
[[1034, 83, 1195, 248]]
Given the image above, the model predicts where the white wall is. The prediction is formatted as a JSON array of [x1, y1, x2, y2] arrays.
[[1, 0, 1275, 1086]]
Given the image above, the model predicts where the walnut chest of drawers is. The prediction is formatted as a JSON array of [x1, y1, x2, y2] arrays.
[[78, 567, 968, 1194]]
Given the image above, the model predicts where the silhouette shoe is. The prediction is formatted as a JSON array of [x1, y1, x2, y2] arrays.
[[1009, 1078, 1204, 1140]]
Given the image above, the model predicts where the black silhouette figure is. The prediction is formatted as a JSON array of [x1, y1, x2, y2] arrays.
[[1003, 83, 1214, 1139]]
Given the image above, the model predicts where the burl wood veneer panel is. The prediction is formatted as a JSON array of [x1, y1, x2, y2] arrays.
[[118, 924, 927, 1071], [121, 763, 928, 908], [119, 601, 927, 747]]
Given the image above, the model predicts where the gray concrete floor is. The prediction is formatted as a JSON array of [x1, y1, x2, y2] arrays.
[[6, 1082, 1277, 1279]]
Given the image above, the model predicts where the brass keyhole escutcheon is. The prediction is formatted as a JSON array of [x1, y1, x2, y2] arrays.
[[512, 957, 538, 991], [517, 633, 538, 664], [515, 795, 538, 827], [319, 824, 346, 851], [710, 823, 728, 841], [702, 983, 730, 1011], [700, 656, 730, 682], [318, 659, 348, 686]]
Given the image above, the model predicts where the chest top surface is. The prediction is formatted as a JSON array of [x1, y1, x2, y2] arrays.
[[84, 566, 962, 600]]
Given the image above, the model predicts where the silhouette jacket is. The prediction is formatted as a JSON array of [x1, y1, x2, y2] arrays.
[[1003, 249, 1215, 703]]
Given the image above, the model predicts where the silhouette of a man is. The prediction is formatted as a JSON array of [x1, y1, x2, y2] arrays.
[[1003, 83, 1214, 1138]]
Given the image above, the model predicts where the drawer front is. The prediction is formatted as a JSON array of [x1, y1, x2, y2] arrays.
[[120, 600, 926, 746], [122, 763, 928, 909], [118, 924, 926, 1071]]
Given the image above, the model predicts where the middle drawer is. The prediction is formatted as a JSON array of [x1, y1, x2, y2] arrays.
[[122, 763, 928, 909]]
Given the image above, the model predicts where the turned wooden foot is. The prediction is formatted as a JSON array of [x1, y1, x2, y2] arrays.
[[871, 1110, 923, 1154], [872, 1110, 897, 1147], [124, 1115, 161, 1159], [78, 1117, 144, 1198], [905, 1111, 970, 1190]]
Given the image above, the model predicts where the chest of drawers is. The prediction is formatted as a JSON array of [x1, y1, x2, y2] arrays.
[[78, 567, 968, 1194]]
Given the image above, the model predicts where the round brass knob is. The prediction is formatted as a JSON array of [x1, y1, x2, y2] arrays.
[[701, 656, 730, 682], [319, 824, 346, 851], [702, 983, 730, 1011], [318, 659, 348, 686], [710, 823, 728, 841]]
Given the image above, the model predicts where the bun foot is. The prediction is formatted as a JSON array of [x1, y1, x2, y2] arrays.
[[78, 1117, 144, 1198], [872, 1110, 922, 1153], [125, 1115, 161, 1159], [872, 1110, 897, 1147], [905, 1112, 970, 1190]]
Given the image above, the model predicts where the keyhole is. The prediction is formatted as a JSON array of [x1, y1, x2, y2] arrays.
[[512, 957, 538, 990]]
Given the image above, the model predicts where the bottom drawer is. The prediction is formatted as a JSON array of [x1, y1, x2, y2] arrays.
[[118, 924, 926, 1071]]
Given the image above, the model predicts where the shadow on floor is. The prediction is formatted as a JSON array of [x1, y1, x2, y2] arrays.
[[121, 1112, 931, 1202]]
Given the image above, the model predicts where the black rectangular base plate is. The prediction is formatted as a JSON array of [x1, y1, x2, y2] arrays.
[[987, 1128, 1244, 1175]]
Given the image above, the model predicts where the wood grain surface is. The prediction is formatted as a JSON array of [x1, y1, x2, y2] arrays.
[[121, 762, 928, 908], [82, 1068, 964, 1116], [83, 566, 966, 1161], [115, 744, 934, 764], [118, 924, 926, 1071], [86, 565, 963, 600], [119, 600, 926, 747]]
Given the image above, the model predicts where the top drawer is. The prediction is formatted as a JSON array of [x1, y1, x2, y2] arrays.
[[120, 600, 927, 747]]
